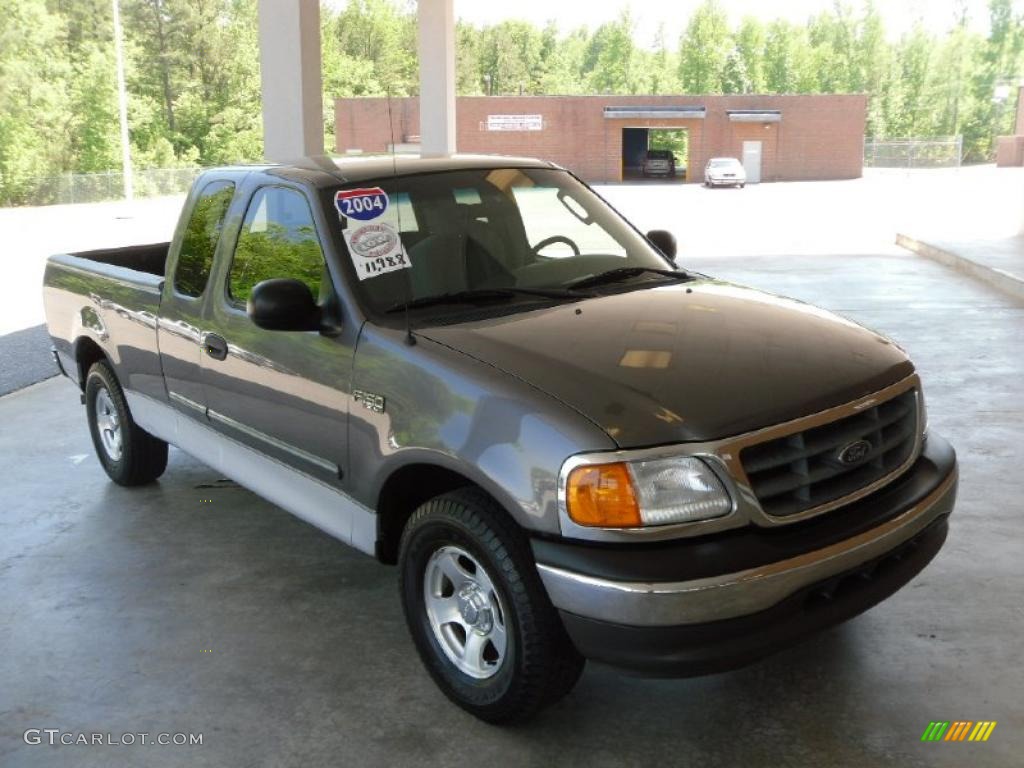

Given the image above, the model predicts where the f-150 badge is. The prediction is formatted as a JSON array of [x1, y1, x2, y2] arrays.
[[353, 389, 386, 414]]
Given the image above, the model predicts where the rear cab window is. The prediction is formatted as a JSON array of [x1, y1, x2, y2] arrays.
[[174, 180, 235, 297]]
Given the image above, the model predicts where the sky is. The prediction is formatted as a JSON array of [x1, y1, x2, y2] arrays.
[[448, 0, 1001, 45]]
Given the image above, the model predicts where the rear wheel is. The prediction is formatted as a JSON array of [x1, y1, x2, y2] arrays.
[[85, 361, 168, 486], [399, 488, 584, 723]]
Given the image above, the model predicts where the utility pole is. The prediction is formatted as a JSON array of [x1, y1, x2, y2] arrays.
[[112, 0, 134, 201]]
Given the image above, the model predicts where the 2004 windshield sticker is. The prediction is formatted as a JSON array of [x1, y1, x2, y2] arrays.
[[336, 188, 410, 281]]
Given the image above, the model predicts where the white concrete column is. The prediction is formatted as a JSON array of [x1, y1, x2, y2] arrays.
[[258, 0, 324, 161], [418, 0, 456, 156]]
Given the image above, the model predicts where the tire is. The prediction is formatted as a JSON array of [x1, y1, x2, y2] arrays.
[[739, 183, 746, 189], [85, 361, 168, 486], [399, 488, 585, 723]]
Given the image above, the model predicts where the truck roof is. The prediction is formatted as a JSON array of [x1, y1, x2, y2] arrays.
[[209, 153, 560, 189]]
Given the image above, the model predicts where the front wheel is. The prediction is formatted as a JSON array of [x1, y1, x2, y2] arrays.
[[85, 361, 168, 486], [399, 488, 584, 723]]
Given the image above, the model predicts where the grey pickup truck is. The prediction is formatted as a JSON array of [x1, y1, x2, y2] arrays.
[[43, 154, 958, 723]]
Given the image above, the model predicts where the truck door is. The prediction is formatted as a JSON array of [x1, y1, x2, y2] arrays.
[[198, 184, 353, 486], [158, 179, 236, 417]]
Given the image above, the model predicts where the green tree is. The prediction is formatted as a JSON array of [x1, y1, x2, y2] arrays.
[[647, 23, 680, 94], [678, 0, 731, 93], [859, 3, 895, 138], [735, 17, 766, 93], [49, 0, 121, 171], [122, 0, 262, 166], [0, 0, 68, 203], [970, 0, 1024, 155], [722, 48, 750, 93], [536, 27, 590, 94], [891, 23, 934, 137], [807, 4, 859, 93], [763, 20, 814, 93], [455, 20, 483, 95], [330, 0, 417, 95], [478, 20, 544, 95], [586, 11, 642, 94], [930, 2, 977, 141]]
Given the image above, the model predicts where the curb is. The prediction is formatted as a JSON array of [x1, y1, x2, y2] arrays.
[[896, 233, 1024, 303]]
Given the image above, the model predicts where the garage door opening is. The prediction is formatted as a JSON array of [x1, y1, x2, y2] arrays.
[[622, 128, 689, 182]]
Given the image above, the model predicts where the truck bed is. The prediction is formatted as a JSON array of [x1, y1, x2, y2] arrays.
[[68, 242, 169, 277], [43, 242, 170, 398]]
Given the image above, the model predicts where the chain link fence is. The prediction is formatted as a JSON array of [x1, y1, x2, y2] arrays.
[[2, 167, 200, 207], [864, 136, 963, 169]]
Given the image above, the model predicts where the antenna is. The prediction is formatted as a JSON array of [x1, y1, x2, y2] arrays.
[[386, 89, 416, 346]]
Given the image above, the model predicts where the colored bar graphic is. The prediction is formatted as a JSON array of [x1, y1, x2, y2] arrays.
[[968, 722, 997, 742], [944, 721, 971, 741], [922, 721, 997, 742]]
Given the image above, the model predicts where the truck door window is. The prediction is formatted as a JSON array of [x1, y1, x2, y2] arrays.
[[228, 187, 326, 305], [174, 180, 235, 297]]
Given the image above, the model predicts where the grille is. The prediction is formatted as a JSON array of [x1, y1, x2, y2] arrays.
[[740, 389, 918, 518]]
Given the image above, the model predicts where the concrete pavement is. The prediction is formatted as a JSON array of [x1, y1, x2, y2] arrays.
[[897, 233, 1024, 303], [0, 325, 55, 396]]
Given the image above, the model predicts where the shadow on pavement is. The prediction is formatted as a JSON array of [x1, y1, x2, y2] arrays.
[[0, 324, 56, 396]]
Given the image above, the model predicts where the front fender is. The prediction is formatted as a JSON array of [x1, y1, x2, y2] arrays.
[[347, 326, 615, 534]]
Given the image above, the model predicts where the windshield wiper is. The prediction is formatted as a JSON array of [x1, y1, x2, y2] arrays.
[[563, 267, 692, 291], [385, 287, 590, 314]]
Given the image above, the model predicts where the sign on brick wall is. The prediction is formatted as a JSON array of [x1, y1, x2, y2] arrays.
[[482, 114, 543, 131]]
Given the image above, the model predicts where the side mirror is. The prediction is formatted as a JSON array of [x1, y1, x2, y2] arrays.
[[247, 278, 323, 332], [646, 229, 677, 262]]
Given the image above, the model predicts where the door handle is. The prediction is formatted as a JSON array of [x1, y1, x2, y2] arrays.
[[203, 333, 228, 361]]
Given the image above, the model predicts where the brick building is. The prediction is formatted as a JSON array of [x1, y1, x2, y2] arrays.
[[334, 94, 867, 183]]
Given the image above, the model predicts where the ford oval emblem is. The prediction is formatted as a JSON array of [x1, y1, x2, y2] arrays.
[[837, 439, 872, 465]]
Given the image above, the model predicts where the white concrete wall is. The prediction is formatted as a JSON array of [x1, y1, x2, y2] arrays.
[[417, 0, 456, 156], [257, 0, 455, 161], [258, 0, 324, 161]]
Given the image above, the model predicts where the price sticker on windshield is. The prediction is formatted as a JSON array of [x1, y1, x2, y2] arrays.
[[335, 187, 389, 221], [343, 222, 411, 280]]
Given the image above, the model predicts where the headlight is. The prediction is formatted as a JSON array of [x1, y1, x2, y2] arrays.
[[565, 456, 732, 528]]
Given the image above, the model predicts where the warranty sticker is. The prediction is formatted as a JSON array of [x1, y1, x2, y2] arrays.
[[335, 187, 389, 221], [343, 222, 410, 280]]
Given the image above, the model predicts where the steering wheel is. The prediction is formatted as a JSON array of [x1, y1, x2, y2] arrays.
[[531, 235, 581, 258]]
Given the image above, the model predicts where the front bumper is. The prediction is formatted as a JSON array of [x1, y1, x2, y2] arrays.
[[534, 432, 957, 675]]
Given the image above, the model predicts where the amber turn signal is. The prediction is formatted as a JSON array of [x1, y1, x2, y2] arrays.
[[566, 462, 642, 527]]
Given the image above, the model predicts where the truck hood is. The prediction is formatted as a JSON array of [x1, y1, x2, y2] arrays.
[[419, 281, 914, 447]]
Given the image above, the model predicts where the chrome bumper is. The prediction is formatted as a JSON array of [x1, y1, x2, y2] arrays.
[[537, 465, 957, 628]]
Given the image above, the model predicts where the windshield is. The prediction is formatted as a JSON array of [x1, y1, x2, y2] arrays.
[[709, 159, 739, 169], [330, 167, 674, 317]]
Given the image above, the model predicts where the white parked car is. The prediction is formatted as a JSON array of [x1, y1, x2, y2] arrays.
[[704, 157, 746, 188]]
